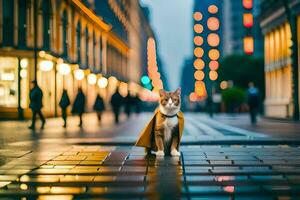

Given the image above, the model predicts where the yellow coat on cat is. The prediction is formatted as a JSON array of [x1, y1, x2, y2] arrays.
[[135, 108, 184, 151]]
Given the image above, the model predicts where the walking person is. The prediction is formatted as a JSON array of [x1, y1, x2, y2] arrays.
[[28, 80, 46, 130], [93, 94, 105, 124], [59, 89, 70, 128], [72, 88, 86, 127], [247, 82, 260, 125], [124, 93, 134, 118], [110, 87, 123, 124]]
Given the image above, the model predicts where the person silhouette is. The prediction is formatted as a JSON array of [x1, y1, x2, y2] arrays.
[[72, 87, 86, 127], [110, 87, 123, 124], [59, 89, 70, 128], [247, 82, 260, 125], [28, 80, 45, 130], [93, 94, 105, 124]]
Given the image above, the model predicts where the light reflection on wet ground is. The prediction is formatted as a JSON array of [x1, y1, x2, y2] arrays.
[[0, 144, 299, 199]]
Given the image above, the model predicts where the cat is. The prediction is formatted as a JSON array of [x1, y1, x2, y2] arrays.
[[155, 88, 181, 156]]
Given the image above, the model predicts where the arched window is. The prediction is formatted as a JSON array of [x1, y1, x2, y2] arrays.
[[76, 22, 81, 64], [85, 27, 89, 67], [42, 0, 51, 50], [2, 0, 14, 46], [62, 10, 68, 57]]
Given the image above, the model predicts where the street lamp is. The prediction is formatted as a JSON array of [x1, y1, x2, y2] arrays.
[[98, 77, 108, 88], [87, 73, 97, 85], [74, 69, 84, 81]]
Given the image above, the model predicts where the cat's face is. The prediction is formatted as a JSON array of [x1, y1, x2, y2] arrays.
[[159, 88, 181, 110]]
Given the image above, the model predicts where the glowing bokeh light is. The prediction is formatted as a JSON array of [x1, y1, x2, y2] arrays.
[[208, 5, 218, 14], [39, 60, 53, 72], [243, 13, 253, 28], [189, 92, 198, 102], [97, 77, 108, 88], [194, 59, 205, 70], [193, 12, 203, 21], [209, 70, 218, 81], [207, 17, 219, 31], [74, 69, 85, 80], [58, 63, 71, 75], [244, 36, 254, 54], [208, 49, 220, 60], [220, 81, 228, 90], [207, 33, 220, 47], [194, 36, 203, 46], [87, 73, 97, 85], [243, 0, 253, 9], [194, 70, 205, 81], [209, 61, 219, 70], [194, 47, 204, 58], [194, 24, 203, 34]]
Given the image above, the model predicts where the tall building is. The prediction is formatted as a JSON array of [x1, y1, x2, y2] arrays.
[[222, 0, 263, 57], [0, 0, 154, 119], [259, 0, 300, 119]]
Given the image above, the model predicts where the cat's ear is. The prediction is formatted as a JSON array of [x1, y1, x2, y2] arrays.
[[159, 89, 166, 97], [175, 87, 181, 96]]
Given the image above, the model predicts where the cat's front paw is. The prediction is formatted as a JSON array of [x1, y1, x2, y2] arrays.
[[171, 149, 180, 157], [156, 150, 165, 156]]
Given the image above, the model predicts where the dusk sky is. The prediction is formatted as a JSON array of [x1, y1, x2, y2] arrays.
[[140, 0, 194, 90]]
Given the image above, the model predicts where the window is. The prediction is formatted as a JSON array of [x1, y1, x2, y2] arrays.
[[3, 0, 14, 46], [62, 10, 68, 57], [42, 0, 51, 50], [76, 22, 81, 63], [0, 57, 18, 107], [18, 0, 27, 47]]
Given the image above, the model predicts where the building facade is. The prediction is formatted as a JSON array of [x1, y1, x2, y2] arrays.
[[0, 0, 154, 119], [259, 0, 300, 119], [222, 0, 263, 57]]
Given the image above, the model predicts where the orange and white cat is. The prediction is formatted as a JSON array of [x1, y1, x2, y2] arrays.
[[154, 88, 181, 156]]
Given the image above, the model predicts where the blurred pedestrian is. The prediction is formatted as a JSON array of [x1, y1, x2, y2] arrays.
[[133, 94, 142, 114], [59, 89, 70, 128], [247, 82, 260, 125], [72, 87, 86, 127], [124, 93, 134, 117], [28, 80, 45, 130], [110, 87, 123, 124], [93, 94, 105, 124]]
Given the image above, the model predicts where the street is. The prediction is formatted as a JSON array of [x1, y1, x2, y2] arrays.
[[0, 113, 300, 199]]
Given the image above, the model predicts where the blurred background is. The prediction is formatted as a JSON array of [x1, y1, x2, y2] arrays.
[[0, 0, 299, 121]]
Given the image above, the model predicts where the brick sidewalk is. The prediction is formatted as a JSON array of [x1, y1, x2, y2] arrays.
[[1, 143, 300, 199]]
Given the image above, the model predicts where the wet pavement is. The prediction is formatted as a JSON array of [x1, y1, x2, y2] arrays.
[[1, 112, 300, 199]]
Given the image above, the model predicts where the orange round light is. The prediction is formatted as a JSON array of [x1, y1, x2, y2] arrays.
[[207, 33, 220, 47], [189, 92, 198, 102], [208, 5, 218, 14], [209, 70, 218, 81], [209, 61, 219, 70], [194, 70, 205, 81], [194, 47, 204, 58], [208, 49, 220, 60], [195, 81, 206, 96], [193, 12, 203, 21], [207, 17, 219, 31], [194, 36, 203, 46], [194, 24, 203, 34], [193, 59, 205, 70]]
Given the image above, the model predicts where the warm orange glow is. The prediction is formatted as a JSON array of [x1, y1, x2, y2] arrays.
[[194, 59, 205, 70], [207, 17, 219, 31], [195, 81, 206, 96], [209, 61, 219, 70], [208, 5, 218, 14], [194, 47, 204, 58], [208, 49, 220, 60], [189, 92, 198, 102], [194, 70, 205, 81], [207, 33, 220, 47], [220, 81, 228, 89], [193, 12, 203, 21], [243, 0, 253, 9], [244, 36, 254, 54], [194, 36, 203, 46], [243, 13, 253, 28], [194, 24, 204, 34], [209, 70, 218, 81]]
